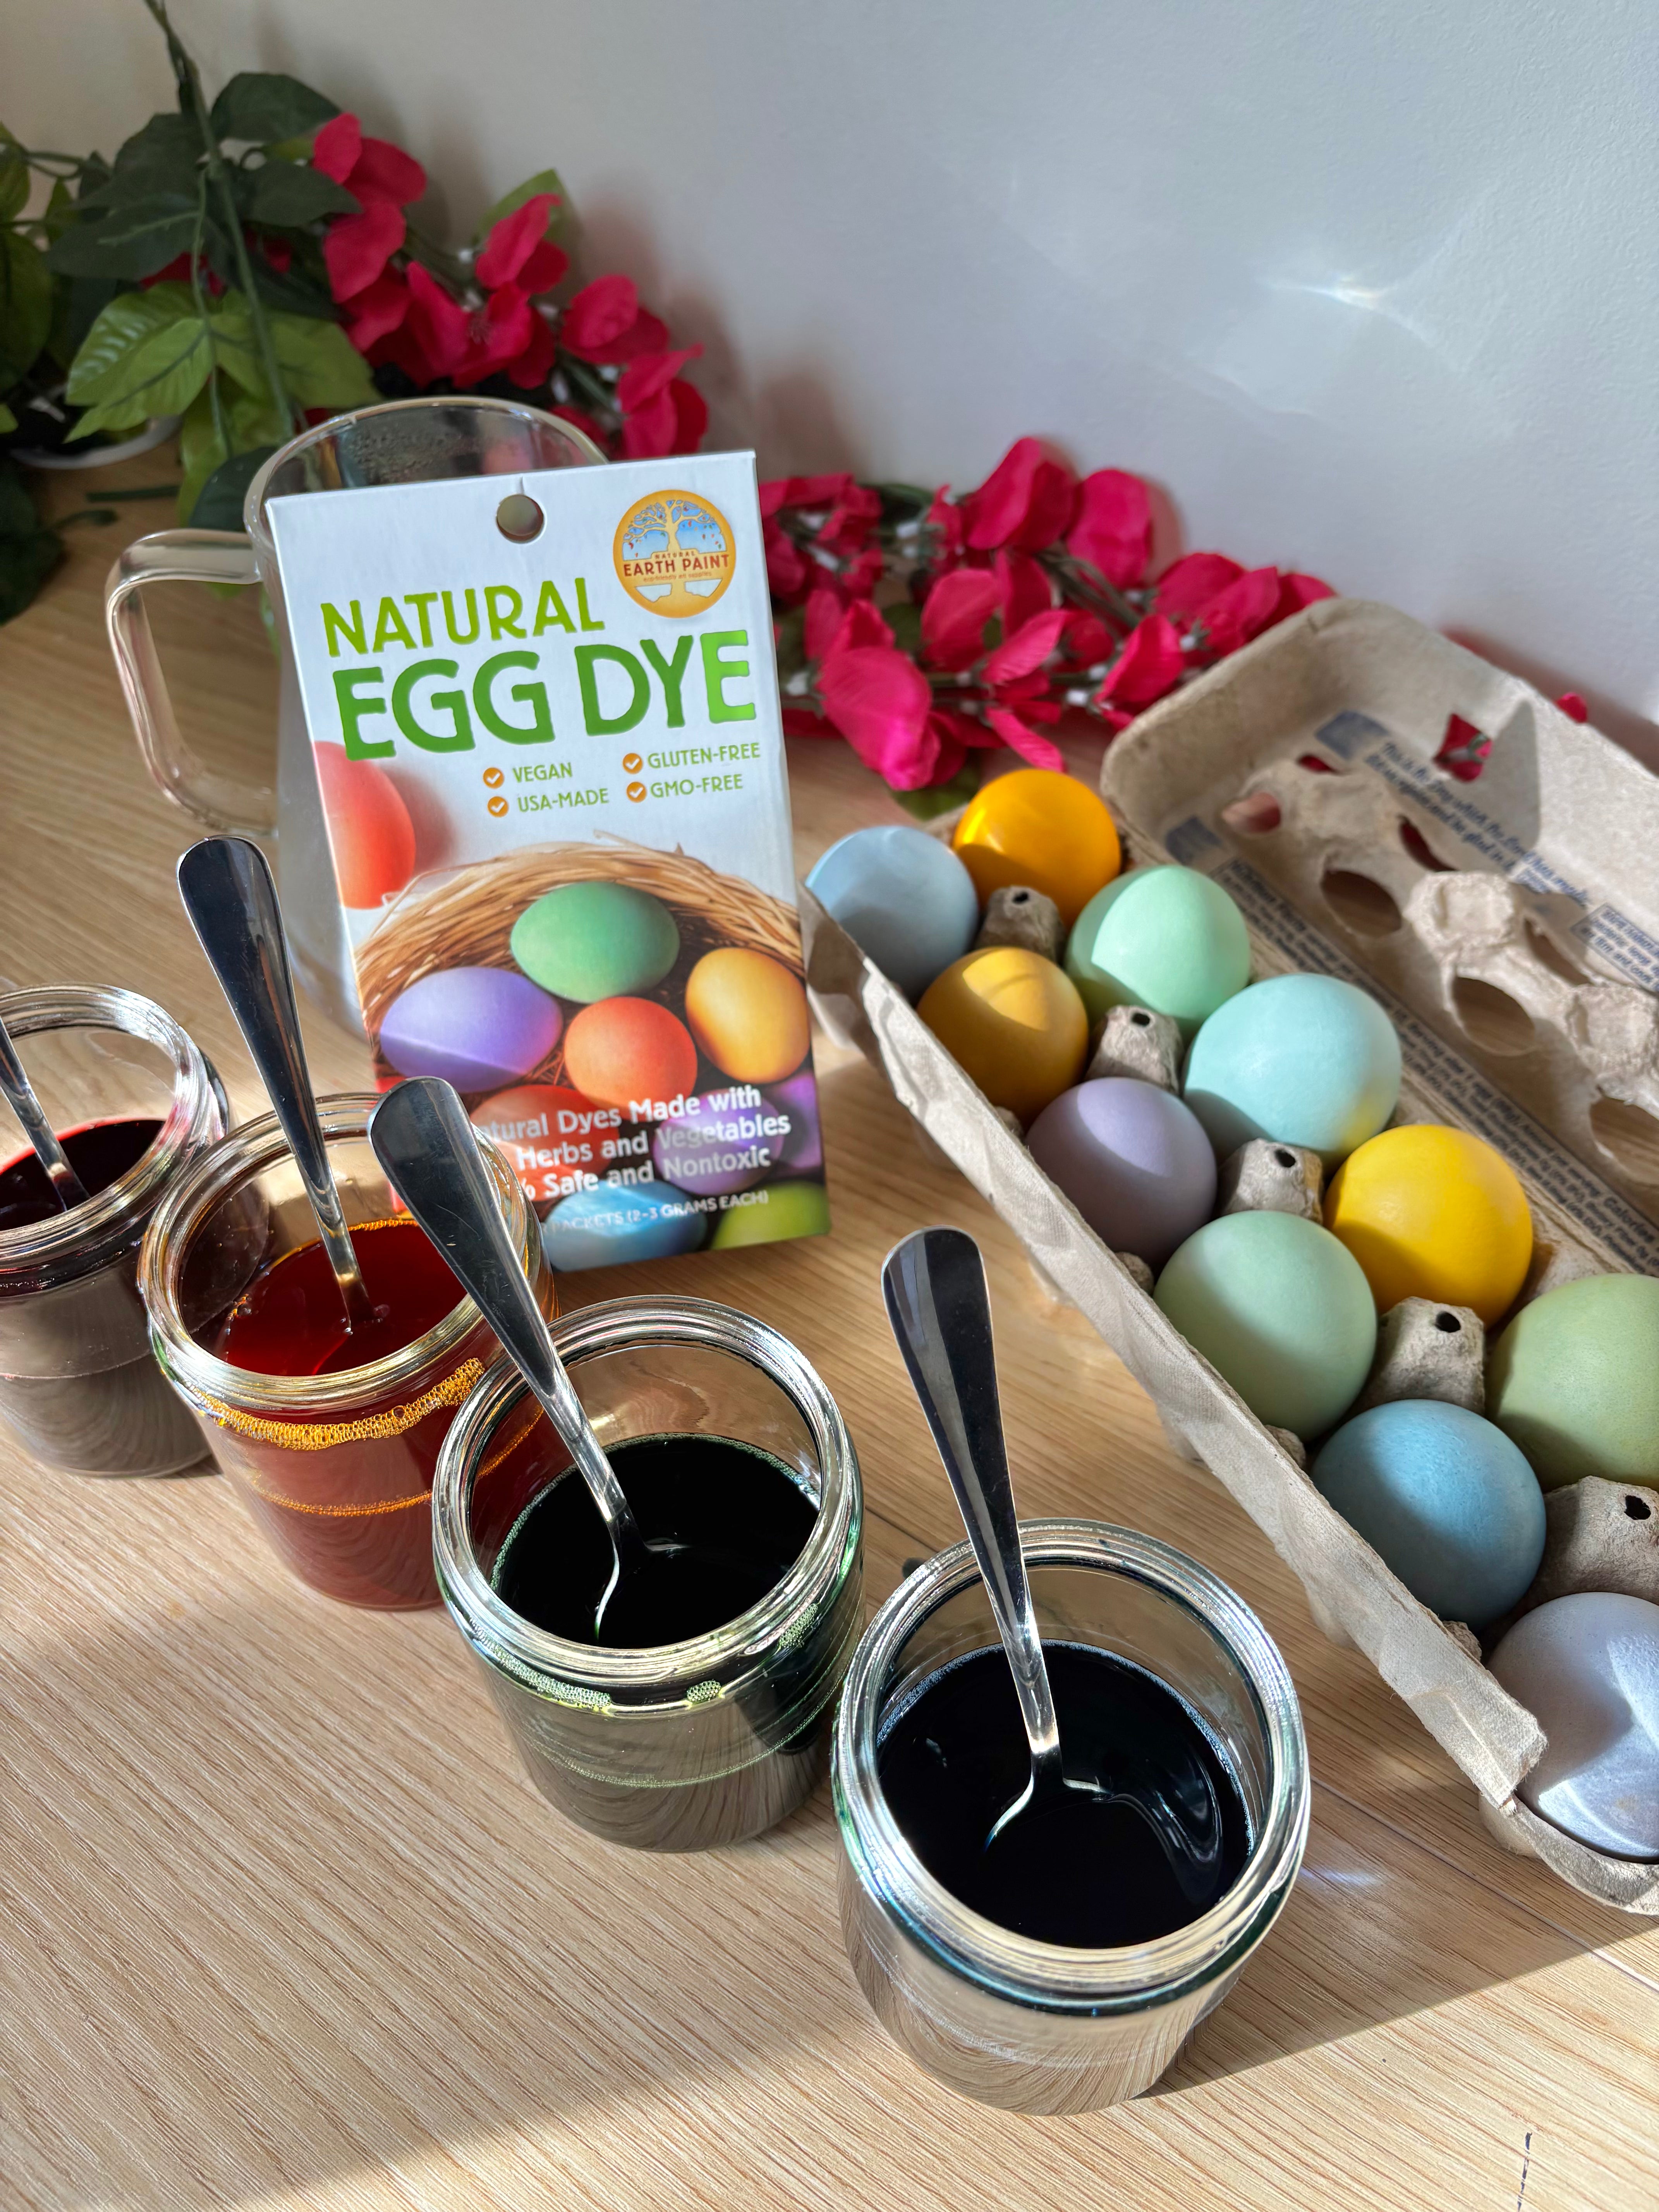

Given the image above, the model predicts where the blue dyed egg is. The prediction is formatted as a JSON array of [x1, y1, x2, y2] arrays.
[[379, 967, 562, 1092], [1183, 972, 1401, 1167], [1311, 1400, 1545, 1627], [541, 1180, 708, 1271], [805, 825, 980, 1000]]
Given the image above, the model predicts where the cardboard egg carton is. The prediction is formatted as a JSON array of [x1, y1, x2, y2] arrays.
[[801, 598, 1659, 1913]]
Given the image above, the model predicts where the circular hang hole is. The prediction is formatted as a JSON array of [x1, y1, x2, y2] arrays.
[[1451, 976, 1535, 1056], [496, 492, 545, 544], [1589, 1096, 1659, 1187], [1321, 867, 1402, 938]]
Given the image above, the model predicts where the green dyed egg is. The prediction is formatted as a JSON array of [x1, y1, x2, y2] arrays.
[[1155, 1209, 1376, 1438], [710, 1180, 831, 1249], [510, 882, 680, 1003], [1489, 1273, 1659, 1490], [1065, 866, 1251, 1035]]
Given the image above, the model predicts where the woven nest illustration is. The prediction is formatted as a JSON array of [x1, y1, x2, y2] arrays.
[[356, 837, 804, 1094]]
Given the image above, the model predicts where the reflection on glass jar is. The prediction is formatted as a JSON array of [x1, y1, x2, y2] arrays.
[[434, 1297, 864, 1851], [0, 986, 226, 1478], [833, 1523, 1308, 2112], [139, 1096, 545, 1608]]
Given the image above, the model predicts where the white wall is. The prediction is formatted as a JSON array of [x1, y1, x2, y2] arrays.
[[8, 0, 1658, 763]]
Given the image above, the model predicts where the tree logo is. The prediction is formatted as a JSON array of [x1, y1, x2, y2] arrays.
[[613, 490, 736, 617]]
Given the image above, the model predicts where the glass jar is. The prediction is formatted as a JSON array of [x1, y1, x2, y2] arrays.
[[433, 1298, 864, 1851], [833, 1522, 1308, 2112], [0, 986, 227, 1477], [139, 1095, 545, 1609]]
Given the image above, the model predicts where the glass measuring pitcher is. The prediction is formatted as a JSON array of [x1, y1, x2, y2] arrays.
[[104, 397, 605, 1032]]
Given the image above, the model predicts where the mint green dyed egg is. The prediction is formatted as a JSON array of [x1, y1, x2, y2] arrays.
[[1155, 1209, 1377, 1438], [1489, 1273, 1659, 1490], [510, 881, 680, 1003], [1065, 866, 1251, 1036]]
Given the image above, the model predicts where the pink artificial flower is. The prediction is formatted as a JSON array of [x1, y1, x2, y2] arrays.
[[620, 378, 706, 459], [924, 486, 967, 565], [1555, 691, 1589, 723], [1190, 565, 1280, 656], [995, 548, 1053, 636], [324, 201, 406, 301], [785, 473, 857, 508], [982, 706, 1066, 772], [314, 114, 427, 206], [475, 193, 568, 293], [817, 483, 882, 560], [818, 644, 940, 789], [765, 524, 810, 604], [1093, 613, 1184, 730], [921, 568, 1001, 672], [983, 608, 1070, 687], [1154, 552, 1243, 627], [561, 274, 640, 357], [1436, 714, 1491, 781], [1067, 469, 1152, 589], [344, 272, 411, 350], [960, 438, 1077, 552], [1060, 610, 1115, 669], [1272, 572, 1335, 623], [504, 309, 558, 390]]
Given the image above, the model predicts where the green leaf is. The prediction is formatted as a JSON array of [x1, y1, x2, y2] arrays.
[[881, 599, 923, 657], [0, 402, 15, 435], [40, 177, 77, 244], [212, 293, 374, 411], [209, 73, 338, 147], [244, 159, 358, 226], [177, 381, 286, 520], [475, 168, 568, 244], [773, 605, 805, 687], [191, 443, 280, 531], [66, 284, 212, 437], [0, 145, 27, 223], [0, 231, 52, 388], [47, 193, 199, 280], [79, 113, 200, 207], [0, 455, 61, 624], [892, 759, 982, 820]]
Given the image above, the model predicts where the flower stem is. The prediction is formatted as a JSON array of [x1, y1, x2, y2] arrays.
[[142, 0, 300, 438]]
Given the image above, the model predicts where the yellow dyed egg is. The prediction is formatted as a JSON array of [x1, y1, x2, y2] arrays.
[[1325, 1123, 1533, 1325], [917, 947, 1089, 1124], [684, 948, 810, 1084], [951, 768, 1121, 925]]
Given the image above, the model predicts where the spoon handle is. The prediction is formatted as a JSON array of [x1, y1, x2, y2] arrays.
[[0, 1015, 91, 1211], [882, 1227, 1062, 1787], [177, 836, 376, 1335], [368, 1078, 640, 1548]]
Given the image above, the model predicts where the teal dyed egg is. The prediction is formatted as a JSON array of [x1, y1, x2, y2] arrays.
[[510, 882, 680, 1003], [1155, 1210, 1376, 1437], [805, 825, 980, 1001], [1065, 866, 1251, 1035], [1310, 1400, 1546, 1626], [1182, 972, 1401, 1167], [1489, 1273, 1659, 1491]]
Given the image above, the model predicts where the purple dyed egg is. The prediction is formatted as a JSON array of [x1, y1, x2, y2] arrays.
[[764, 1072, 824, 1176], [378, 967, 562, 1092], [1027, 1077, 1217, 1270], [652, 1090, 778, 1197]]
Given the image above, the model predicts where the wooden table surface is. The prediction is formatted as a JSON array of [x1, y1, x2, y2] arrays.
[[0, 467, 1655, 2212]]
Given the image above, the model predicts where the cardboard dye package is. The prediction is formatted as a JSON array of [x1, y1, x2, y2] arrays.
[[268, 454, 826, 1271], [802, 597, 1659, 1912]]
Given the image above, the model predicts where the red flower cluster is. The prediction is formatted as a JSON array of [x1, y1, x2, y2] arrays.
[[314, 116, 705, 459], [766, 438, 1334, 792]]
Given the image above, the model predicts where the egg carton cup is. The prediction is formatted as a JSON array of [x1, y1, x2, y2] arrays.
[[356, 836, 803, 1093], [801, 597, 1659, 1914]]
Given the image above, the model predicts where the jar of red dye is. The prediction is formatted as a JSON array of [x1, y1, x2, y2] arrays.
[[139, 1094, 548, 1608], [0, 986, 227, 1478]]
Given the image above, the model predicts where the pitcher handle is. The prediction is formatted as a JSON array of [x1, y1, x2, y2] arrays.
[[105, 529, 276, 836]]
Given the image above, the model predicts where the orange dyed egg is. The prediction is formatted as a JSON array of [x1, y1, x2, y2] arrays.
[[683, 948, 810, 1084], [313, 742, 416, 909], [951, 767, 1120, 925], [563, 999, 699, 1115]]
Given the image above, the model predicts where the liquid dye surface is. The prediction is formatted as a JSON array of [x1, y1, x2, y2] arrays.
[[493, 1431, 818, 1649], [210, 1217, 463, 1375], [878, 1643, 1251, 1947], [0, 1116, 162, 1231]]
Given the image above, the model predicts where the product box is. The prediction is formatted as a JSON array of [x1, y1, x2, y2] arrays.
[[268, 453, 826, 1271], [802, 597, 1659, 1912]]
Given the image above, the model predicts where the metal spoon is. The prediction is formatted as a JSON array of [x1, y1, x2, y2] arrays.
[[368, 1075, 667, 1641], [0, 1011, 91, 1211], [882, 1225, 1219, 1895], [177, 835, 377, 1339]]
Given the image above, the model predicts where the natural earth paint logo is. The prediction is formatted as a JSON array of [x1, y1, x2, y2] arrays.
[[614, 490, 736, 617]]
